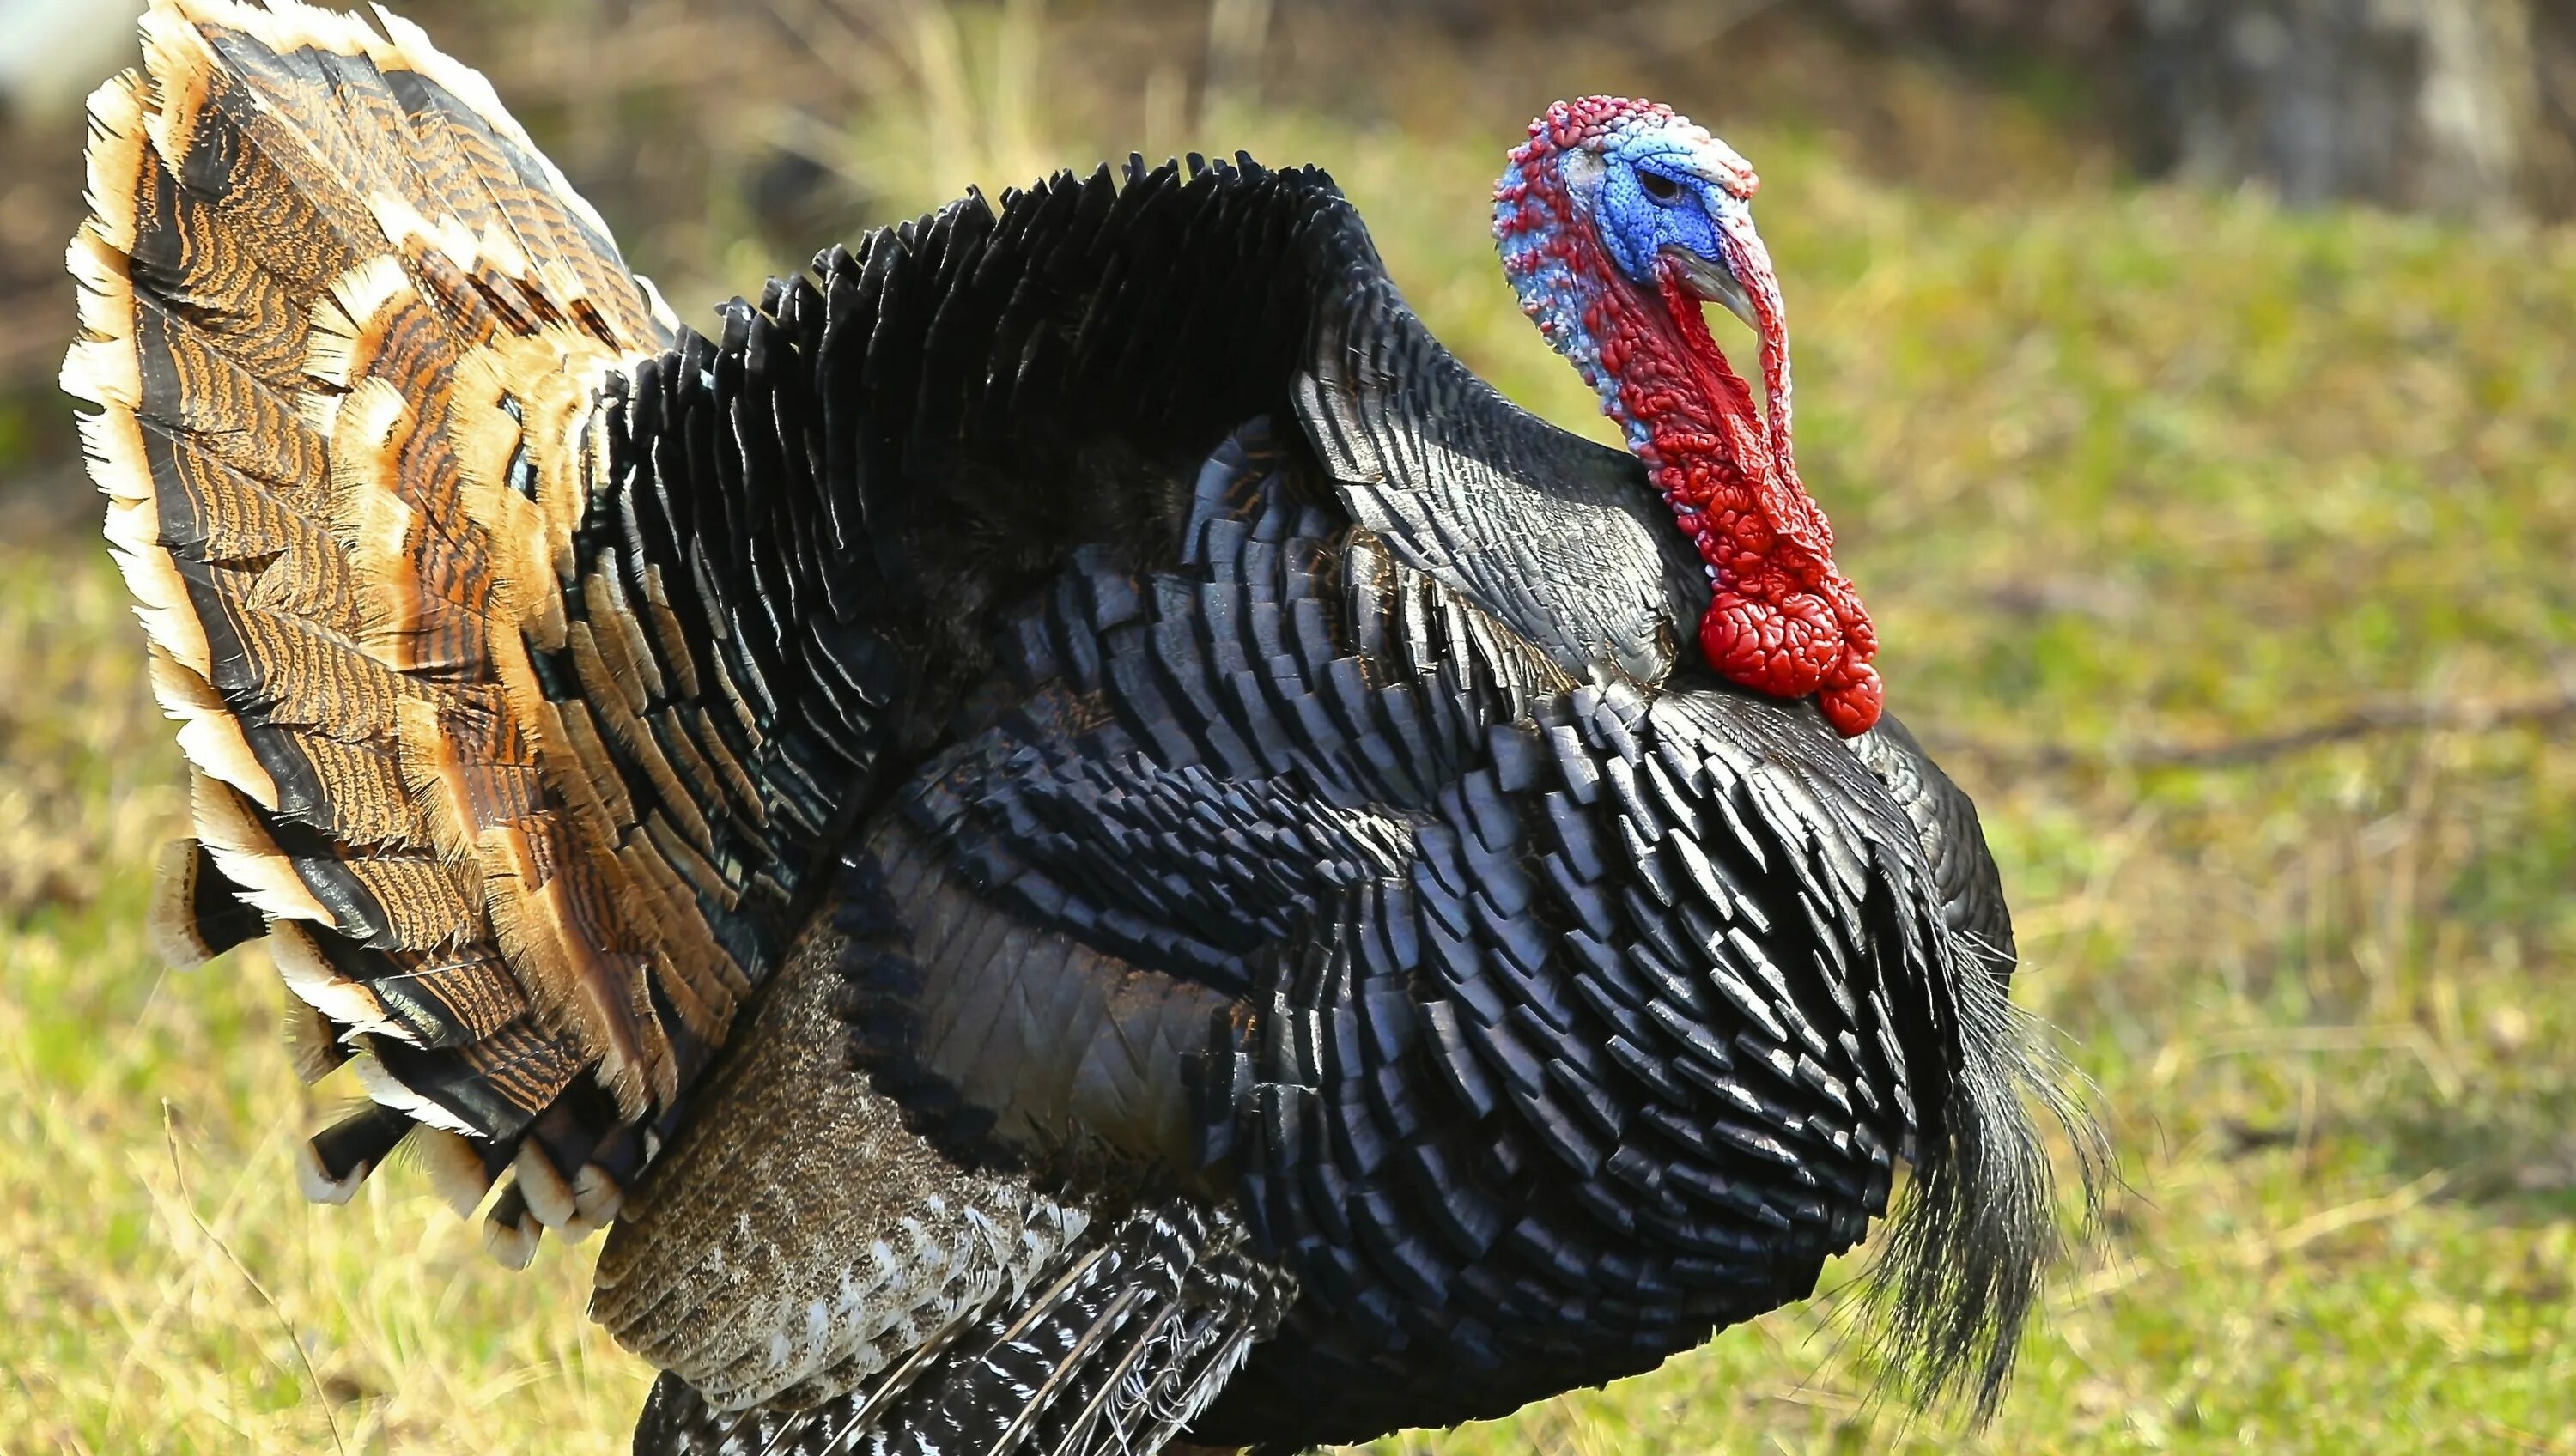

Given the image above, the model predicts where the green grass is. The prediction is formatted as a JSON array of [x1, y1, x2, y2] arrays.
[[3, 5, 2573, 1452]]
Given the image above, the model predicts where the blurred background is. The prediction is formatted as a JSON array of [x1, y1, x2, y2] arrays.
[[2, 0, 2571, 1451]]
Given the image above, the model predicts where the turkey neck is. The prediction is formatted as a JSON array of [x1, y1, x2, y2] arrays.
[[1609, 256, 1826, 570], [1491, 173, 1772, 535], [1494, 135, 1884, 736]]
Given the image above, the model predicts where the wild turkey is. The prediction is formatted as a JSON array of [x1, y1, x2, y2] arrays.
[[65, 2, 2093, 1451]]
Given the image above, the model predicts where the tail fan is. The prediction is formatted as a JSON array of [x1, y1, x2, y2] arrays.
[[630, 1204, 1291, 1456], [62, 0, 781, 1259]]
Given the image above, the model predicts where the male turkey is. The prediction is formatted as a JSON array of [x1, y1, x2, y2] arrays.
[[66, 2, 2091, 1451]]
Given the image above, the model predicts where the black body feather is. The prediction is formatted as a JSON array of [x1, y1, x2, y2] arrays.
[[592, 156, 2091, 1453]]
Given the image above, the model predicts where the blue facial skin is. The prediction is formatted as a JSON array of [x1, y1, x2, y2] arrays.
[[1592, 144, 1729, 288], [1495, 117, 1766, 452], [1585, 128, 1766, 303]]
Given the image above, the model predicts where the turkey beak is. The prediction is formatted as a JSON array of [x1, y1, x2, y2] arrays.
[[1664, 247, 1758, 333]]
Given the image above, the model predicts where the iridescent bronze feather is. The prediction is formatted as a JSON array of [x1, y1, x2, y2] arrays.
[[65, 0, 764, 1265]]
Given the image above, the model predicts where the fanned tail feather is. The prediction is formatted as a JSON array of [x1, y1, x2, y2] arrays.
[[58, 0, 789, 1263]]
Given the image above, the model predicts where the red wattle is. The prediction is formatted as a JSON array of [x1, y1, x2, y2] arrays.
[[1625, 264, 1881, 735], [1819, 663, 1884, 739], [1499, 108, 1885, 736], [1698, 590, 1840, 699]]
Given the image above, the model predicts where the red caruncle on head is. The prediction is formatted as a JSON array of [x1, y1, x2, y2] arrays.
[[1494, 97, 1882, 736]]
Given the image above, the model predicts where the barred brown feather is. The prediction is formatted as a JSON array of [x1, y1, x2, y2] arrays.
[[63, 0, 757, 1259]]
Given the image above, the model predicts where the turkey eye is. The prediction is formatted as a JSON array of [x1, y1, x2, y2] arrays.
[[1638, 170, 1683, 204]]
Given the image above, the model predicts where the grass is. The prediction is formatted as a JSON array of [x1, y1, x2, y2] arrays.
[[3, 2, 2573, 1451]]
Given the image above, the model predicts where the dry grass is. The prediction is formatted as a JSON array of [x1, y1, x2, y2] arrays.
[[1, 2, 2571, 1452]]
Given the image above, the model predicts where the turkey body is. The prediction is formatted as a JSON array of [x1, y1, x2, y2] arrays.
[[592, 167, 2056, 1452], [68, 6, 2074, 1454]]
